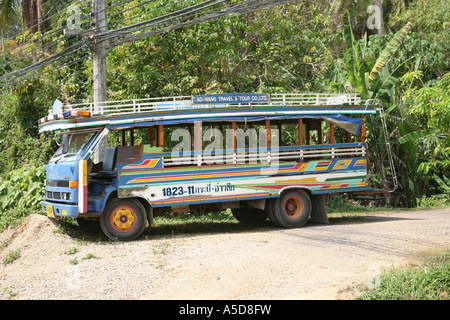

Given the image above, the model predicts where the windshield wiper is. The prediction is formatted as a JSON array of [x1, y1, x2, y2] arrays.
[[55, 153, 77, 163]]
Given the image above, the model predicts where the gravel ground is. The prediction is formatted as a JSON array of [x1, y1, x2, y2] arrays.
[[0, 208, 449, 300]]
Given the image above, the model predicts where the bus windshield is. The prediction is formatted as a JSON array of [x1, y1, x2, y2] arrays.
[[50, 130, 98, 163]]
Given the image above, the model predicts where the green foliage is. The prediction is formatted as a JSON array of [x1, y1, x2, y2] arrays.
[[416, 194, 450, 208], [106, 2, 336, 98], [405, 72, 450, 131], [2, 248, 21, 265], [399, 72, 450, 195], [369, 22, 412, 81], [389, 0, 449, 38], [358, 250, 450, 300], [0, 165, 45, 231]]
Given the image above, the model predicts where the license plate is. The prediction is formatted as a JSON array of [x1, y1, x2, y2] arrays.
[[46, 205, 55, 217]]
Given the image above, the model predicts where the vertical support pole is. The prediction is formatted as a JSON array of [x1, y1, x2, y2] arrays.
[[130, 128, 134, 146], [360, 115, 366, 142], [346, 114, 351, 143], [297, 118, 303, 145], [277, 121, 282, 146], [187, 123, 193, 151], [330, 122, 335, 159], [92, 0, 108, 114], [317, 119, 322, 144], [194, 121, 202, 166], [330, 123, 335, 144], [231, 121, 236, 164], [248, 123, 254, 147], [298, 118, 304, 161], [148, 126, 154, 147], [231, 121, 237, 149], [121, 130, 126, 146], [305, 121, 310, 145], [248, 123, 255, 163], [265, 119, 271, 145], [93, 0, 108, 163], [157, 124, 164, 148], [265, 119, 271, 163]]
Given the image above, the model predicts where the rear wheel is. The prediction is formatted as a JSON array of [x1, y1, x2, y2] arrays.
[[100, 198, 146, 241], [267, 190, 311, 228]]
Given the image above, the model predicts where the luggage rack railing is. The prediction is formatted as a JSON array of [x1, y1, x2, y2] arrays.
[[159, 143, 367, 167], [64, 93, 362, 116]]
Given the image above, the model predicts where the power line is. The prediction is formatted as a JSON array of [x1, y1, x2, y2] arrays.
[[104, 0, 294, 47], [0, 39, 88, 85], [1, 9, 92, 58], [99, 0, 227, 42], [102, 0, 188, 29], [5, 53, 91, 88], [0, 0, 297, 89]]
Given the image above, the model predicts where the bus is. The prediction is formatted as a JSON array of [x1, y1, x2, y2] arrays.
[[39, 93, 397, 240]]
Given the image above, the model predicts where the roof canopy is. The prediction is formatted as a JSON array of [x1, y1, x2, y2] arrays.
[[39, 93, 375, 135]]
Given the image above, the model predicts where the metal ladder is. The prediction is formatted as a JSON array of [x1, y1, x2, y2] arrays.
[[367, 99, 399, 193]]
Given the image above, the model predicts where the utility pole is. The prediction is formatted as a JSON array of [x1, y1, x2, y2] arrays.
[[65, 0, 108, 161], [92, 0, 108, 115], [92, 0, 108, 162]]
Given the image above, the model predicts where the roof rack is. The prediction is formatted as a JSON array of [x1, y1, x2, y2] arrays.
[[38, 93, 371, 132], [46, 93, 362, 117]]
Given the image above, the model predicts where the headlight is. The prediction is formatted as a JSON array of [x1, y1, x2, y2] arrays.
[[62, 192, 72, 201]]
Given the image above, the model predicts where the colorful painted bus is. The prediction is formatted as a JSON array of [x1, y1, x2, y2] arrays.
[[39, 93, 397, 240]]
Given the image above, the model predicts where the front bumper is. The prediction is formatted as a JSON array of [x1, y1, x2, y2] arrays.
[[42, 201, 79, 218]]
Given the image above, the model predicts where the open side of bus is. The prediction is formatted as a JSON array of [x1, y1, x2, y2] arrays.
[[39, 94, 395, 240]]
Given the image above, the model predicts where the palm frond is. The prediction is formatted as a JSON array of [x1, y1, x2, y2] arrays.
[[369, 21, 412, 81]]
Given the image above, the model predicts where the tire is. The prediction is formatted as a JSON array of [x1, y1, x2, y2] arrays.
[[100, 198, 146, 241], [231, 207, 267, 223], [267, 189, 311, 228]]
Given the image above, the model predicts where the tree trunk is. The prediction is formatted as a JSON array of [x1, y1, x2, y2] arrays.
[[24, 0, 45, 34]]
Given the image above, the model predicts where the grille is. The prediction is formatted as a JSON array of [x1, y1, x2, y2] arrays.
[[46, 180, 70, 187]]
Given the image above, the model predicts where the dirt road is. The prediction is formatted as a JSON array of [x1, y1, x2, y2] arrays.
[[0, 208, 449, 300]]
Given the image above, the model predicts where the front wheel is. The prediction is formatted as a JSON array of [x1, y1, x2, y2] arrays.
[[100, 198, 146, 241], [267, 190, 311, 228]]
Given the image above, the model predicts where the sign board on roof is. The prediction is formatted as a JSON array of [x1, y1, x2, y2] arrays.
[[52, 99, 63, 114], [192, 93, 271, 104]]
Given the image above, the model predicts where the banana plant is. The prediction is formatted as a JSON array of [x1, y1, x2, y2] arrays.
[[340, 14, 412, 101], [336, 17, 418, 205]]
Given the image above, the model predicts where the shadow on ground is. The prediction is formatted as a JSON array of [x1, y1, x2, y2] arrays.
[[56, 211, 419, 243]]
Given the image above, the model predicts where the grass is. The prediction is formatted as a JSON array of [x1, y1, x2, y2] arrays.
[[357, 249, 450, 300], [2, 249, 21, 265], [144, 209, 246, 238]]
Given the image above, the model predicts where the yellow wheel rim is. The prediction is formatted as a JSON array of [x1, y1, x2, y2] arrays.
[[111, 206, 136, 232]]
